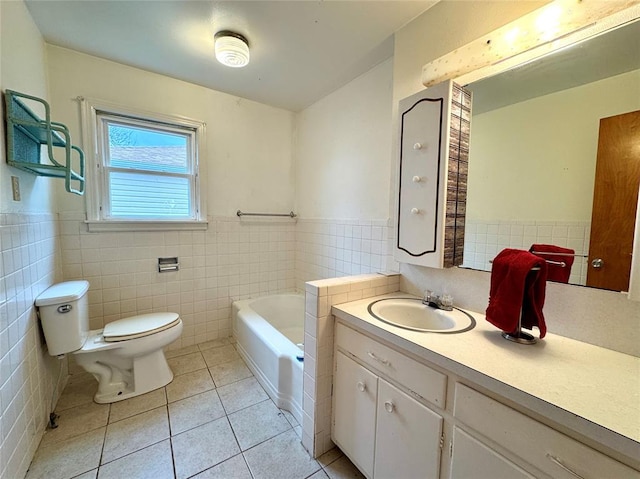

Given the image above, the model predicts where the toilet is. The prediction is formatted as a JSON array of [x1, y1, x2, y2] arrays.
[[36, 280, 183, 404]]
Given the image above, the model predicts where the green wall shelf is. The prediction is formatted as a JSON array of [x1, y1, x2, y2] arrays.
[[4, 90, 85, 195]]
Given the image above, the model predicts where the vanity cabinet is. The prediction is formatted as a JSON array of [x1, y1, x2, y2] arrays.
[[333, 324, 445, 479]]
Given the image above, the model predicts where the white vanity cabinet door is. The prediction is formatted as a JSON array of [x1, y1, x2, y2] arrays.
[[449, 427, 534, 479], [332, 351, 378, 479], [374, 378, 444, 479]]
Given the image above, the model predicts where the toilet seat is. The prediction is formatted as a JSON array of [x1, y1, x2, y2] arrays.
[[103, 312, 180, 342]]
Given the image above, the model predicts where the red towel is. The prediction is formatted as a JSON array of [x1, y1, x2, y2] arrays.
[[486, 249, 548, 338], [529, 244, 574, 283]]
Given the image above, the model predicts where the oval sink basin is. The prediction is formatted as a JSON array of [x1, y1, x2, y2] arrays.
[[367, 298, 476, 333]]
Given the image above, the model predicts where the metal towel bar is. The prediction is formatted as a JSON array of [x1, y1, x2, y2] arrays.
[[236, 210, 297, 218]]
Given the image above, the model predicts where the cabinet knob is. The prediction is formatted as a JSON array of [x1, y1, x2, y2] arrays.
[[413, 143, 423, 150], [412, 176, 422, 183], [357, 382, 366, 392], [410, 208, 420, 215], [384, 401, 395, 413]]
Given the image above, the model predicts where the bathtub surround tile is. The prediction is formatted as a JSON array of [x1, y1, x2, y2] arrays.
[[101, 406, 170, 464], [192, 454, 252, 479], [167, 351, 207, 376], [40, 401, 110, 447], [217, 377, 269, 414], [209, 358, 253, 387], [109, 388, 167, 423], [97, 439, 174, 479], [166, 368, 215, 403], [168, 389, 226, 435], [25, 427, 105, 479], [228, 399, 291, 450], [303, 273, 400, 457], [243, 429, 321, 479], [201, 344, 240, 367], [171, 417, 240, 479]]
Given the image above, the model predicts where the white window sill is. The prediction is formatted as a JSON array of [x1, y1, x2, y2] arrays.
[[84, 220, 208, 233]]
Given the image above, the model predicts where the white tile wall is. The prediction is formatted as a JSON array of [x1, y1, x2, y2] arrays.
[[462, 219, 590, 285], [295, 218, 398, 290], [302, 273, 400, 457], [0, 213, 65, 479], [59, 213, 297, 349]]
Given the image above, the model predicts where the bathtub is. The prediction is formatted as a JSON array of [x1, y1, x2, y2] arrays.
[[232, 294, 304, 424]]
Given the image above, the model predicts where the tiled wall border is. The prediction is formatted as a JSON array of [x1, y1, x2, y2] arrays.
[[302, 273, 400, 457], [0, 213, 65, 479]]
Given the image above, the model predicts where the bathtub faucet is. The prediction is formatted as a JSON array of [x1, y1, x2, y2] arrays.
[[422, 290, 454, 311]]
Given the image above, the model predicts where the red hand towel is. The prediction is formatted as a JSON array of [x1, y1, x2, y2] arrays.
[[529, 244, 574, 283], [486, 249, 548, 338]]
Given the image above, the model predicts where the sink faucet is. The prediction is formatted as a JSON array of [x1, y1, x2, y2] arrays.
[[423, 290, 454, 311]]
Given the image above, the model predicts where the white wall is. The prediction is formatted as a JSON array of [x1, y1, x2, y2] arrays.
[[0, 3, 65, 479], [46, 46, 295, 217], [468, 69, 640, 222], [295, 59, 393, 220]]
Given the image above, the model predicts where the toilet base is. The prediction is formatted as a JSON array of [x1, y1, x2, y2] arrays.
[[77, 348, 175, 404]]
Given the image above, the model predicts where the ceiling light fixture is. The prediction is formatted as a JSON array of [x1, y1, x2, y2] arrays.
[[214, 31, 250, 68]]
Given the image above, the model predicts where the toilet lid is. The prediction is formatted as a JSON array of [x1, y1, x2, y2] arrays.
[[103, 312, 180, 342]]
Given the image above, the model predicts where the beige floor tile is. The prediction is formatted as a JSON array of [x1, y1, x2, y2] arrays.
[[201, 344, 239, 367], [102, 406, 169, 464], [191, 453, 251, 479], [172, 417, 240, 479], [169, 389, 225, 435], [98, 439, 174, 479], [71, 469, 98, 479], [167, 351, 207, 376], [166, 369, 214, 403], [25, 427, 105, 479], [197, 338, 230, 351], [228, 400, 291, 451], [324, 455, 365, 479], [217, 377, 268, 414], [56, 375, 98, 411], [317, 447, 344, 468], [243, 429, 320, 479], [165, 344, 200, 359], [109, 388, 167, 423], [308, 470, 330, 479], [41, 402, 109, 447], [209, 358, 252, 387]]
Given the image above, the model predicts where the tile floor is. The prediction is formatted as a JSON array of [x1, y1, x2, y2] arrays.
[[25, 339, 363, 479]]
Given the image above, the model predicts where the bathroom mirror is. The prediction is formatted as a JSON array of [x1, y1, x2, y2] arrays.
[[459, 18, 640, 291]]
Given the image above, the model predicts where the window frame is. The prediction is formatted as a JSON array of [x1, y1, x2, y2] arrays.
[[81, 98, 207, 232]]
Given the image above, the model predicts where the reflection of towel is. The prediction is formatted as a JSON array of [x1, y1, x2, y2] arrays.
[[486, 249, 548, 338], [530, 244, 574, 283]]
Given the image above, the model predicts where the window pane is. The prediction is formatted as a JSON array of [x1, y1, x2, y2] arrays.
[[109, 171, 191, 219], [107, 123, 189, 174]]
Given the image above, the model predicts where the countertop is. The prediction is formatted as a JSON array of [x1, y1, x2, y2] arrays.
[[332, 293, 640, 465]]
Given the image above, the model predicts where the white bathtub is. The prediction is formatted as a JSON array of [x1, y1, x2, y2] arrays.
[[232, 294, 304, 424]]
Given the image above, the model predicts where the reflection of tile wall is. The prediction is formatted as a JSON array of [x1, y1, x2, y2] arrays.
[[0, 213, 65, 479], [59, 213, 296, 349], [295, 219, 396, 290], [462, 220, 590, 285]]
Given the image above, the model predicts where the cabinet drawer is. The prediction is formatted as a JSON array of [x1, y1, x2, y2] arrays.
[[336, 323, 447, 408], [454, 383, 640, 479]]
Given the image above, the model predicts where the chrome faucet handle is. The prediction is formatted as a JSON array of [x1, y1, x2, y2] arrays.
[[423, 290, 434, 304], [440, 294, 454, 311]]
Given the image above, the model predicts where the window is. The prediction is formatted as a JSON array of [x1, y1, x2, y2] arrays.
[[82, 99, 206, 231]]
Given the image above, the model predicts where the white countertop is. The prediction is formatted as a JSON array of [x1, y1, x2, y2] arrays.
[[332, 293, 640, 464]]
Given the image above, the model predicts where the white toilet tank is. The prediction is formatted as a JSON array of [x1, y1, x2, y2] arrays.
[[36, 280, 90, 356]]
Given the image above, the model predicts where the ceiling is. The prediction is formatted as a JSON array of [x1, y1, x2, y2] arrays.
[[25, 1, 436, 112]]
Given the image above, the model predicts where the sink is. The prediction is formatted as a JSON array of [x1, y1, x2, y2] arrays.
[[367, 298, 476, 333]]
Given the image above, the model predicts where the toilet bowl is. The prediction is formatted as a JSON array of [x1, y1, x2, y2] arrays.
[[36, 280, 183, 403]]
